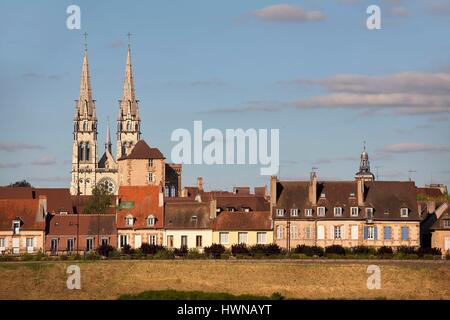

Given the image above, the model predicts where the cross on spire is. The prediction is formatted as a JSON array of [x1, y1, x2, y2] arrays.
[[127, 32, 132, 48], [363, 140, 366, 151]]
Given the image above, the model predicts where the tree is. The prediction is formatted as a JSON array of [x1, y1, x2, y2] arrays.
[[7, 180, 32, 187], [82, 184, 113, 214]]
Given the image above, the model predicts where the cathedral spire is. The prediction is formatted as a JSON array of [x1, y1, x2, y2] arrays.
[[105, 117, 112, 153], [119, 33, 138, 118], [77, 32, 95, 119]]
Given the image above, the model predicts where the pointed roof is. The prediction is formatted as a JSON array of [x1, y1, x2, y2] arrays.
[[105, 117, 112, 153], [119, 44, 139, 118], [120, 140, 165, 160], [76, 45, 96, 119]]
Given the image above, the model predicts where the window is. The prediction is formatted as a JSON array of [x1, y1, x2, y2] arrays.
[[305, 209, 312, 217], [196, 235, 203, 248], [334, 207, 342, 216], [317, 207, 326, 216], [12, 220, 20, 234], [238, 232, 248, 244], [334, 226, 342, 239], [219, 232, 229, 245], [400, 208, 409, 218], [276, 226, 284, 240], [384, 226, 391, 240], [149, 235, 158, 245], [164, 186, 169, 197], [191, 215, 198, 223], [148, 159, 153, 167], [444, 220, 450, 228], [67, 238, 74, 253], [290, 208, 298, 217], [290, 226, 298, 239], [26, 238, 34, 253], [86, 238, 94, 252], [351, 207, 359, 217], [101, 238, 109, 246], [85, 143, 90, 161], [305, 225, 312, 239], [148, 172, 154, 183], [51, 239, 58, 254], [227, 207, 236, 212], [243, 207, 251, 212], [147, 215, 155, 227], [351, 225, 358, 240], [121, 143, 126, 156], [170, 186, 176, 197], [125, 216, 134, 226], [317, 225, 325, 240], [119, 235, 128, 248], [181, 235, 188, 247], [167, 235, 174, 248], [364, 226, 376, 240], [0, 238, 5, 249], [276, 209, 284, 217], [401, 226, 409, 241], [320, 193, 326, 198], [257, 232, 267, 244]]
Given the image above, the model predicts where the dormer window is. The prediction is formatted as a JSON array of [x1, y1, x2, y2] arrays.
[[191, 215, 198, 222], [243, 207, 251, 212], [12, 220, 20, 234], [444, 220, 450, 228], [400, 208, 409, 218], [349, 193, 355, 198], [276, 208, 285, 217], [125, 216, 134, 226], [320, 193, 326, 198], [227, 207, 236, 212], [147, 215, 155, 226], [384, 209, 390, 215], [317, 207, 326, 216], [305, 208, 313, 217], [334, 207, 342, 216], [290, 208, 298, 216], [351, 207, 358, 217]]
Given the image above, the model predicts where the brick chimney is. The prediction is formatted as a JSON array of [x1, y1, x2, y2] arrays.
[[197, 177, 203, 192], [38, 195, 47, 218], [357, 179, 365, 206], [270, 176, 277, 207], [309, 171, 317, 205], [209, 199, 217, 219]]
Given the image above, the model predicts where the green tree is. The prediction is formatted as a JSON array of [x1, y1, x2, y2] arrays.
[[7, 180, 32, 187], [82, 184, 113, 214]]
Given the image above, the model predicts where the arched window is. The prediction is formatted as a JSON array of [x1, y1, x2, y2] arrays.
[[135, 123, 138, 131], [276, 225, 284, 240], [127, 121, 131, 131], [170, 186, 176, 197], [78, 143, 84, 161], [121, 143, 126, 157], [164, 186, 169, 197], [83, 121, 87, 131], [85, 142, 90, 161]]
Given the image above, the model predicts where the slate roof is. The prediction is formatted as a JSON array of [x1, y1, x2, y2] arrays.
[[213, 211, 272, 231], [47, 214, 116, 236], [119, 140, 165, 160], [164, 201, 213, 229]]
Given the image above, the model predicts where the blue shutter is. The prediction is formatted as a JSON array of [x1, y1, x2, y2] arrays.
[[363, 226, 368, 240], [384, 226, 391, 240], [401, 226, 408, 240], [374, 227, 378, 240]]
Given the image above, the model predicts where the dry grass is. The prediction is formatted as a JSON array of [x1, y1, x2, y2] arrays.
[[0, 260, 449, 300]]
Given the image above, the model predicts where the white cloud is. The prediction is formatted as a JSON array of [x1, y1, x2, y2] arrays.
[[0, 162, 22, 169], [0, 142, 45, 152], [31, 155, 57, 166], [379, 142, 450, 153], [251, 4, 325, 23]]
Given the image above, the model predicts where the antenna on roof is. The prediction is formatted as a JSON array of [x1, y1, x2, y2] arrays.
[[375, 166, 381, 180], [408, 169, 417, 182]]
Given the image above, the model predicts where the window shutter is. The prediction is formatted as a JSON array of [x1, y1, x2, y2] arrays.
[[384, 226, 391, 240], [330, 226, 334, 239], [341, 225, 346, 240], [363, 226, 368, 240], [317, 225, 324, 240], [374, 227, 378, 240]]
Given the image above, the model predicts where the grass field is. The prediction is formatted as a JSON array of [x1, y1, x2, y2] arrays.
[[0, 260, 449, 300]]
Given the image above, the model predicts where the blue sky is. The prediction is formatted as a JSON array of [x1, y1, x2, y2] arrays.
[[1, 0, 450, 190]]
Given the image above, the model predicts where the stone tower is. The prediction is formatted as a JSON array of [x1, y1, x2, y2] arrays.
[[117, 40, 141, 159], [70, 41, 98, 196]]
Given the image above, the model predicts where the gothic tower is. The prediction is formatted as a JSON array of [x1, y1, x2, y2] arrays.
[[70, 40, 98, 196], [117, 38, 141, 159]]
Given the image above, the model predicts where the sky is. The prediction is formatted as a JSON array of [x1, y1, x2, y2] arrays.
[[0, 0, 450, 191]]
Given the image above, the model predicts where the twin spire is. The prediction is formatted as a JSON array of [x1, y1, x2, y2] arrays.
[[119, 40, 139, 118], [77, 37, 95, 119]]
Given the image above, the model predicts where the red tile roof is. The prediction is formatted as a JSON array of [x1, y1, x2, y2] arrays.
[[117, 186, 163, 229], [213, 211, 272, 231], [47, 214, 116, 236], [0, 199, 46, 231]]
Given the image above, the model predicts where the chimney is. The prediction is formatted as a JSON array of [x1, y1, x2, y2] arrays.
[[309, 171, 317, 205], [357, 179, 365, 206], [435, 202, 448, 219], [197, 177, 203, 192], [426, 201, 436, 214], [209, 199, 217, 219], [38, 195, 47, 218], [270, 176, 277, 207]]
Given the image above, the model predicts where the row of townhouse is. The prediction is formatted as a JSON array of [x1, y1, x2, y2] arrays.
[[1, 177, 449, 255]]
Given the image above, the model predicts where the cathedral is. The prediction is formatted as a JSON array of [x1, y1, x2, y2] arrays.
[[70, 39, 181, 196]]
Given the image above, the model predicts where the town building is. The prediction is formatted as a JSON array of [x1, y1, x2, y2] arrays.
[[270, 148, 421, 250], [0, 196, 47, 255], [430, 203, 450, 254], [212, 211, 273, 248], [116, 186, 164, 249]]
